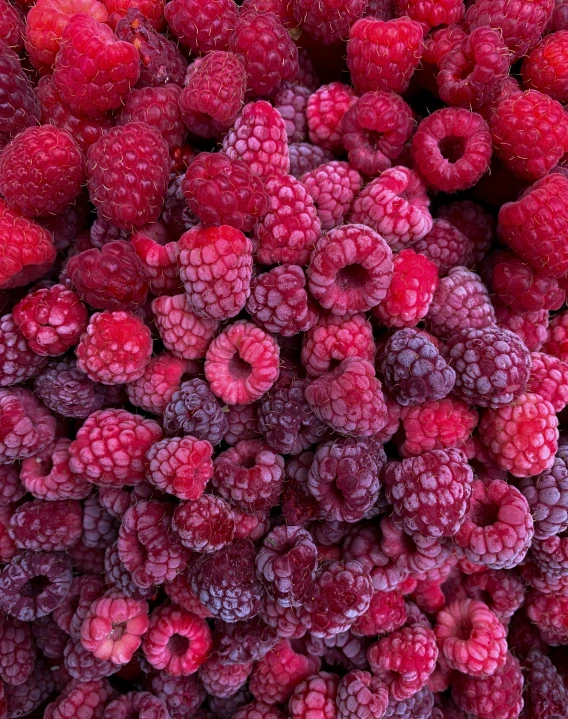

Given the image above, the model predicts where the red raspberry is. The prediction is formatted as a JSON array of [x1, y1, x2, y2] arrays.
[[53, 14, 139, 116], [222, 101, 290, 178], [254, 173, 321, 266], [102, 692, 168, 719], [0, 44, 40, 139], [383, 687, 434, 719], [341, 92, 413, 176], [548, 0, 568, 30], [395, 0, 464, 29], [172, 494, 235, 552], [289, 143, 333, 178], [225, 403, 260, 446], [527, 589, 568, 644], [204, 321, 280, 405], [0, 313, 48, 387], [45, 678, 114, 719], [199, 657, 253, 698], [347, 17, 424, 94], [250, 642, 319, 704], [0, 0, 24, 51], [190, 538, 265, 622], [21, 437, 90, 501], [104, 541, 155, 601], [281, 452, 324, 526], [411, 219, 471, 276], [0, 551, 72, 622], [0, 617, 35, 688], [437, 200, 494, 268], [0, 465, 25, 506], [0, 200, 56, 290], [152, 294, 218, 361], [367, 625, 438, 701], [104, 0, 165, 28], [233, 702, 283, 719], [163, 378, 227, 445], [0, 387, 56, 463], [181, 153, 267, 233], [464, 568, 525, 621], [261, 597, 306, 639], [352, 589, 406, 636], [301, 161, 363, 231], [528, 352, 568, 412], [399, 398, 478, 457], [523, 30, 568, 103], [518, 451, 568, 540], [9, 498, 82, 551], [65, 636, 116, 681], [5, 657, 55, 717], [498, 174, 568, 279], [86, 122, 170, 230], [306, 357, 388, 438], [69, 408, 162, 487], [524, 649, 568, 719], [146, 436, 213, 500], [544, 310, 568, 361], [495, 303, 549, 352], [130, 225, 180, 296], [53, 574, 106, 637], [34, 357, 105, 418], [67, 541, 106, 575], [149, 672, 206, 719], [289, 672, 339, 719], [306, 83, 358, 153], [411, 108, 492, 192], [273, 83, 310, 143], [293, 0, 367, 44], [454, 479, 534, 569], [530, 531, 568, 577], [118, 85, 184, 150], [164, 0, 237, 54], [178, 51, 246, 138], [452, 653, 523, 719], [230, 506, 269, 541], [82, 494, 119, 549], [351, 167, 433, 252], [39, 194, 90, 252]]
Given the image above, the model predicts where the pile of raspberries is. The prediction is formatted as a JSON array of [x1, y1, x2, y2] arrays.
[[4, 0, 568, 718]]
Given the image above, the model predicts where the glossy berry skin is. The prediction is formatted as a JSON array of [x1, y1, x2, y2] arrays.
[[293, 0, 366, 44], [522, 30, 568, 103], [164, 0, 238, 54]]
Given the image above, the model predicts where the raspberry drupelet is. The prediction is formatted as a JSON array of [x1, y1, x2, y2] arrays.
[[163, 378, 228, 445], [0, 387, 56, 464], [302, 162, 363, 231], [152, 294, 219, 362], [164, 0, 238, 54], [172, 494, 235, 552], [306, 83, 358, 153], [289, 672, 339, 719], [0, 313, 48, 387]]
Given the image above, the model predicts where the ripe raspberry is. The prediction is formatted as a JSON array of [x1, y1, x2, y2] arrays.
[[45, 678, 114, 719], [527, 352, 568, 412], [399, 398, 478, 458], [118, 500, 190, 587], [254, 173, 321, 266], [39, 193, 90, 252], [0, 313, 48, 387], [81, 494, 119, 549], [495, 303, 549, 352], [306, 83, 357, 153], [224, 403, 260, 446], [250, 640, 320, 703], [452, 653, 523, 719], [127, 350, 190, 418], [205, 321, 280, 405], [130, 225, 180, 297], [53, 573, 106, 637], [395, 0, 463, 29], [34, 357, 105, 418], [0, 0, 23, 51], [524, 649, 568, 719], [301, 162, 363, 231], [293, 0, 367, 44], [530, 530, 568, 577], [522, 30, 568, 103], [5, 657, 56, 718], [0, 387, 56, 464], [526, 589, 568, 644], [347, 17, 424, 94], [102, 693, 168, 719], [289, 143, 335, 178], [352, 589, 406, 636], [104, 541, 155, 601], [261, 597, 306, 639], [164, 0, 238, 54], [498, 173, 568, 279], [0, 617, 35, 688], [412, 108, 492, 192], [367, 625, 438, 701], [544, 309, 568, 361], [518, 452, 568, 540], [289, 672, 339, 719], [0, 200, 56, 290], [21, 437, 89, 501], [9, 498, 82, 551], [410, 219, 471, 276], [179, 51, 246, 138], [163, 378, 227, 445], [104, 0, 165, 29], [199, 657, 253, 698], [233, 702, 283, 719], [0, 551, 72, 622], [172, 495, 235, 552], [152, 294, 218, 362], [146, 436, 213, 501], [281, 452, 324, 526], [436, 200, 494, 268], [273, 83, 310, 143], [222, 101, 290, 178], [190, 538, 265, 622], [149, 672, 206, 719], [463, 568, 525, 621], [119, 86, 183, 151], [454, 479, 534, 569], [0, 43, 40, 139], [87, 122, 170, 230], [53, 13, 139, 116], [383, 687, 433, 719], [0, 465, 25, 507]]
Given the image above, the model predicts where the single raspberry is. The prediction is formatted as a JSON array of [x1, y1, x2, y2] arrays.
[[0, 387, 56, 464], [411, 108, 492, 192], [119, 84, 183, 149], [0, 200, 56, 290], [190, 538, 265, 622], [281, 452, 325, 526], [199, 656, 253, 698], [9, 498, 81, 552], [463, 568, 525, 621], [34, 357, 105, 419], [233, 702, 283, 719], [301, 162, 363, 231], [410, 219, 471, 276], [0, 551, 72, 622], [81, 494, 118, 549], [0, 0, 23, 51], [452, 653, 523, 719], [20, 437, 89, 501], [367, 625, 438, 701], [232, 505, 270, 541], [301, 313, 375, 378], [352, 589, 406, 636], [38, 193, 90, 253], [336, 670, 388, 719], [87, 122, 170, 230], [495, 303, 549, 352], [204, 321, 280, 405], [498, 174, 568, 279], [88, 217, 128, 249], [0, 313, 48, 387], [526, 589, 568, 644], [127, 354, 187, 417], [523, 650, 568, 719], [436, 200, 494, 268], [249, 640, 320, 704], [261, 597, 306, 639], [101, 692, 169, 719], [75, 311, 153, 385], [146, 436, 213, 501], [0, 43, 40, 139], [164, 0, 237, 54], [527, 352, 568, 413], [289, 143, 335, 178], [382, 687, 434, 719], [395, 0, 463, 29], [213, 620, 276, 669], [306, 83, 358, 153], [53, 573, 106, 637], [518, 452, 568, 540], [152, 295, 218, 363], [224, 403, 260, 446], [273, 83, 310, 143], [293, 0, 367, 44], [0, 616, 35, 687], [105, 541, 156, 602], [0, 465, 24, 508], [6, 657, 55, 717], [454, 479, 534, 569], [163, 378, 227, 445], [44, 678, 114, 719], [130, 225, 180, 297], [544, 310, 568, 361], [522, 30, 568, 103], [289, 672, 339, 719], [67, 541, 106, 575], [222, 101, 290, 178], [149, 672, 206, 719], [347, 17, 424, 94], [172, 495, 235, 553], [530, 530, 568, 577]]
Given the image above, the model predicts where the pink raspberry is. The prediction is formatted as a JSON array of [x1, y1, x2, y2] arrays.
[[524, 649, 568, 719], [149, 672, 206, 719], [250, 640, 320, 703], [75, 311, 153, 385], [64, 636, 116, 681], [544, 310, 568, 360], [352, 589, 406, 636], [261, 597, 306, 639], [289, 672, 339, 719], [204, 321, 280, 405], [292, 0, 366, 44], [341, 92, 413, 176], [289, 143, 335, 178], [223, 101, 290, 178], [45, 678, 114, 719], [9, 498, 82, 551], [233, 702, 284, 719], [347, 17, 424, 94], [104, 542, 155, 602], [21, 437, 90, 501], [142, 604, 212, 675], [412, 108, 492, 192], [273, 83, 310, 143], [518, 450, 568, 540], [367, 625, 438, 701], [0, 387, 56, 463], [152, 294, 218, 361], [395, 0, 464, 29], [306, 83, 358, 153], [232, 505, 270, 541], [528, 352, 568, 412], [87, 122, 170, 230], [70, 409, 162, 487], [301, 161, 362, 230], [53, 574, 106, 637], [0, 313, 48, 387], [530, 531, 568, 577], [526, 589, 568, 645], [101, 693, 168, 719], [130, 225, 180, 296], [0, 465, 25, 506], [399, 398, 478, 458], [126, 353, 188, 416], [454, 479, 534, 569], [172, 494, 235, 552], [464, 568, 525, 621], [306, 357, 388, 438], [0, 0, 24, 51], [164, 0, 238, 54], [199, 657, 253, 698], [146, 436, 213, 500], [495, 303, 549, 352], [0, 616, 35, 687], [411, 219, 471, 276], [452, 653, 523, 719], [437, 200, 495, 267], [118, 85, 184, 149], [522, 30, 568, 103]]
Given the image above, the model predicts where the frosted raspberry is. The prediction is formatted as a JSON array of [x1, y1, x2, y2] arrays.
[[437, 200, 494, 268], [20, 437, 89, 501], [5, 657, 55, 717], [411, 219, 472, 276], [527, 352, 568, 413], [130, 226, 180, 297], [530, 530, 568, 577], [163, 378, 227, 445], [524, 649, 568, 719], [126, 354, 187, 416], [34, 357, 105, 419], [301, 162, 363, 231], [233, 702, 283, 719], [101, 692, 168, 719], [164, 0, 237, 54], [75, 311, 153, 385], [45, 678, 114, 719], [53, 573, 106, 637], [88, 217, 128, 249], [261, 597, 306, 639], [289, 144, 335, 178], [347, 17, 424, 94], [0, 466, 24, 507], [254, 173, 321, 267], [0, 505, 16, 563], [118, 84, 183, 149], [0, 314, 48, 387], [81, 494, 118, 549], [205, 321, 280, 405], [146, 436, 213, 501], [352, 589, 406, 637], [0, 617, 34, 687], [452, 653, 523, 719], [0, 45, 40, 140], [232, 506, 270, 541], [0, 200, 56, 290], [306, 83, 357, 152], [399, 399, 478, 457], [9, 498, 81, 551], [104, 542, 155, 601], [214, 616, 278, 666], [0, 551, 72, 622], [67, 541, 106, 575], [199, 657, 252, 698], [518, 452, 568, 540], [383, 687, 434, 719], [395, 0, 463, 29], [273, 83, 310, 143], [281, 452, 324, 526], [495, 303, 549, 352], [249, 639, 320, 704], [149, 672, 206, 719], [463, 568, 525, 621], [152, 295, 218, 362], [526, 589, 568, 644], [367, 625, 438, 701], [289, 672, 339, 719], [544, 310, 568, 361], [224, 403, 260, 446], [190, 539, 265, 622], [306, 357, 388, 438], [172, 495, 235, 552], [0, 387, 56, 464]]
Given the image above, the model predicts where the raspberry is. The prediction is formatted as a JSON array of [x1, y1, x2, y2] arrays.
[[164, 0, 237, 54], [544, 310, 568, 361], [0, 551, 73, 622], [0, 201, 56, 290], [9, 498, 82, 551], [75, 311, 153, 385], [102, 693, 168, 719], [205, 321, 280, 405], [289, 143, 335, 178], [518, 452, 568, 540], [463, 568, 525, 621], [383, 687, 434, 719], [301, 162, 363, 231], [82, 494, 119, 549], [289, 672, 339, 719], [172, 495, 235, 552], [411, 108, 492, 192], [0, 0, 23, 51], [437, 200, 494, 267], [127, 353, 189, 419], [5, 657, 56, 718], [224, 403, 261, 446], [530, 531, 568, 577], [190, 539, 265, 622], [146, 436, 213, 501], [411, 219, 471, 276], [233, 702, 283, 719], [253, 272, 316, 344], [105, 540, 156, 601], [454, 479, 534, 569], [273, 83, 310, 143], [306, 83, 358, 153], [498, 173, 568, 279], [0, 465, 24, 507], [177, 225, 252, 321], [452, 653, 523, 719], [0, 313, 48, 387], [254, 173, 321, 267], [527, 589, 568, 644], [398, 399, 478, 457], [149, 672, 206, 719], [222, 101, 290, 178], [0, 387, 56, 464], [0, 617, 35, 687], [395, 0, 464, 29], [250, 640, 320, 704], [153, 296, 218, 363], [34, 357, 105, 418], [347, 17, 424, 94], [53, 573, 106, 637], [522, 30, 568, 103], [367, 625, 438, 701], [524, 649, 568, 719], [53, 13, 139, 116], [104, 0, 165, 29], [261, 597, 306, 639], [306, 358, 388, 438], [130, 226, 180, 297], [20, 437, 88, 501], [87, 122, 170, 230], [294, 0, 368, 44], [528, 353, 568, 414], [40, 194, 90, 252], [199, 657, 253, 698], [163, 378, 227, 445], [0, 44, 40, 140], [352, 589, 406, 636], [495, 303, 549, 352], [45, 678, 114, 719]]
